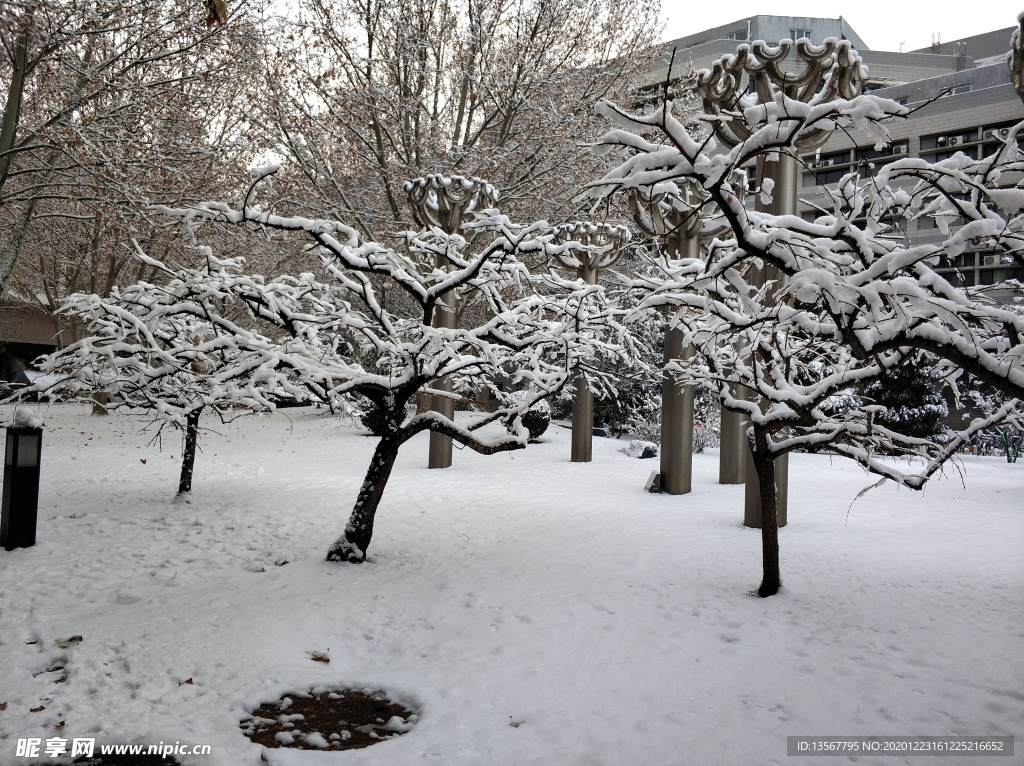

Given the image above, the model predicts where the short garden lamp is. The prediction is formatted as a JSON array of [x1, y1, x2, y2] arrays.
[[551, 222, 631, 462], [2, 407, 44, 551], [404, 175, 499, 469]]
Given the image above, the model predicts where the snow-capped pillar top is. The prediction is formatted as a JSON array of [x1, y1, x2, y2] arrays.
[[551, 222, 631, 284], [403, 175, 499, 235], [696, 38, 865, 151], [1011, 12, 1024, 105]]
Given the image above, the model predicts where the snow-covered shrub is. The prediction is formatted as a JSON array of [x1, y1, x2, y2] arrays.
[[359, 400, 388, 436], [861, 357, 948, 441], [504, 394, 550, 441], [627, 410, 660, 443], [620, 439, 657, 459], [692, 388, 720, 453]]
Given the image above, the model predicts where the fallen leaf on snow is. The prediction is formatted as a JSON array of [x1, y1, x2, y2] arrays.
[[30, 706, 45, 713], [179, 678, 194, 686], [306, 650, 330, 663]]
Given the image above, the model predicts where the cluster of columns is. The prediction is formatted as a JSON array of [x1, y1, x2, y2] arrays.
[[561, 40, 866, 530], [406, 40, 870, 531]]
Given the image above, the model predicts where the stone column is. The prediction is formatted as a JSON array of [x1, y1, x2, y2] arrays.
[[404, 174, 499, 470], [552, 223, 630, 464], [697, 40, 864, 524], [660, 326, 695, 494], [719, 405, 747, 484], [570, 261, 597, 463], [428, 263, 456, 469], [659, 228, 697, 494]]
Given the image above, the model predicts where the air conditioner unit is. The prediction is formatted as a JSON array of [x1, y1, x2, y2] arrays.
[[891, 145, 908, 155], [948, 137, 961, 146], [822, 159, 835, 166], [936, 136, 948, 146], [982, 255, 999, 267], [984, 127, 1012, 141]]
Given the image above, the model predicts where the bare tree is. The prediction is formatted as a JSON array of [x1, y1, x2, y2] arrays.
[[256, 0, 665, 237], [0, 0, 262, 297]]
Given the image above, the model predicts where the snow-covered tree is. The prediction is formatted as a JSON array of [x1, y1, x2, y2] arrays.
[[860, 354, 948, 441], [589, 45, 1024, 596], [145, 172, 632, 562], [6, 246, 330, 496]]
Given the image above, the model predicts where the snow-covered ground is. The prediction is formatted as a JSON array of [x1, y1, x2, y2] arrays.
[[0, 404, 1021, 766]]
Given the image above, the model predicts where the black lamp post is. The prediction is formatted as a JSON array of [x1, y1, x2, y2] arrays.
[[2, 423, 43, 550]]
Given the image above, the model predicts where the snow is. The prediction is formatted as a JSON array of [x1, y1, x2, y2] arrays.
[[0, 403, 1021, 766], [12, 406, 43, 429]]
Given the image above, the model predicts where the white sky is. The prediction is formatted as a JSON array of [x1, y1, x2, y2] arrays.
[[661, 1, 1021, 54]]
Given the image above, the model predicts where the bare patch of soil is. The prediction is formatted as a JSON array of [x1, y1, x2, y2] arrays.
[[240, 688, 418, 751]]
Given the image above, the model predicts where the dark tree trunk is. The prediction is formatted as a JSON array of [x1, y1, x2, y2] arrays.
[[0, 13, 30, 205], [178, 409, 202, 496], [326, 436, 402, 563], [752, 429, 781, 597]]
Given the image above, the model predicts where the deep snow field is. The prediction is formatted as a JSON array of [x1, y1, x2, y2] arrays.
[[0, 403, 1021, 766]]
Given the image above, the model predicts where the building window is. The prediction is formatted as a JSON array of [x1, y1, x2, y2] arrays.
[[789, 28, 812, 41], [727, 29, 748, 41], [921, 129, 979, 152]]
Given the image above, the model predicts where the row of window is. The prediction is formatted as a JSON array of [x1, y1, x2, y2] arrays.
[[935, 264, 1024, 286], [801, 122, 1021, 188], [800, 142, 911, 187]]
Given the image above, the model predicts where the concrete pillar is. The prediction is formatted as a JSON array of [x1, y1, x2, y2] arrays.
[[570, 260, 598, 463], [428, 268, 457, 469], [659, 227, 697, 493], [719, 404, 747, 484], [570, 373, 594, 463], [742, 143, 797, 523], [743, 451, 788, 528], [660, 327, 694, 493]]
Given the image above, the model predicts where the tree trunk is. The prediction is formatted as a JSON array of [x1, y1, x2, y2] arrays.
[[0, 12, 31, 207], [177, 409, 202, 496], [326, 437, 401, 563], [751, 429, 781, 597]]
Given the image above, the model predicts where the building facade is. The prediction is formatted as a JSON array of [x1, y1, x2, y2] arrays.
[[643, 15, 1024, 289]]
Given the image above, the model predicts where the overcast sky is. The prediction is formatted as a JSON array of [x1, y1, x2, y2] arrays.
[[661, 1, 1021, 54]]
